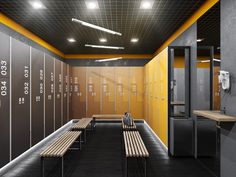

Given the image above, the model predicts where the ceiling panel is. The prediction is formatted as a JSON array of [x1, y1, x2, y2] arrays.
[[0, 0, 206, 54]]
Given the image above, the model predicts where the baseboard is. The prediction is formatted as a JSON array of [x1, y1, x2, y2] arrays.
[[144, 121, 168, 152], [0, 120, 73, 176]]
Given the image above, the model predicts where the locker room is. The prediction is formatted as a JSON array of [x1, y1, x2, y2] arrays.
[[0, 0, 236, 177]]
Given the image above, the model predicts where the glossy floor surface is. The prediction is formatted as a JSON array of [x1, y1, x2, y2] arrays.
[[2, 123, 214, 177]]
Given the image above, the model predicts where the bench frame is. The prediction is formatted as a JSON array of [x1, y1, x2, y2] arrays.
[[40, 133, 82, 177], [72, 118, 95, 143], [123, 131, 149, 177], [124, 156, 147, 177]]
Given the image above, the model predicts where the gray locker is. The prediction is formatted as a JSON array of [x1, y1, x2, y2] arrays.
[[54, 59, 62, 130], [31, 47, 44, 145], [0, 32, 10, 167], [63, 63, 68, 124], [11, 38, 30, 159], [45, 54, 54, 136]]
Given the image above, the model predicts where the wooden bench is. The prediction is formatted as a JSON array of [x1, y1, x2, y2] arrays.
[[122, 119, 137, 131], [92, 114, 124, 127], [40, 131, 82, 177], [123, 131, 149, 177], [71, 118, 94, 142]]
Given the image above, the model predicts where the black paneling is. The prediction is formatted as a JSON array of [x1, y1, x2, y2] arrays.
[[11, 38, 30, 159], [44, 54, 54, 136], [0, 0, 205, 54], [63, 63, 68, 124], [0, 31, 10, 167], [31, 47, 44, 146], [54, 59, 62, 130]]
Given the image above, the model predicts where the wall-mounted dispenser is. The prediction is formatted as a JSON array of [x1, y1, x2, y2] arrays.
[[219, 70, 230, 91]]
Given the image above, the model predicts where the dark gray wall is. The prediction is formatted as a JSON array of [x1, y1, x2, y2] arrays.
[[221, 0, 236, 176], [44, 54, 55, 136], [31, 47, 44, 146], [0, 24, 69, 168], [0, 31, 10, 167], [62, 63, 68, 124], [54, 59, 62, 130], [11, 38, 31, 159]]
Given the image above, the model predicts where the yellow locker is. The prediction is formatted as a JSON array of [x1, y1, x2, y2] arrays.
[[130, 67, 144, 119], [159, 49, 168, 146], [71, 67, 86, 119], [87, 67, 101, 117], [100, 67, 115, 114], [115, 67, 129, 114]]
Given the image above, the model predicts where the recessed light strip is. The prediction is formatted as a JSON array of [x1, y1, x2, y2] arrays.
[[72, 18, 122, 36], [85, 44, 124, 50], [29, 0, 46, 9], [95, 57, 123, 62]]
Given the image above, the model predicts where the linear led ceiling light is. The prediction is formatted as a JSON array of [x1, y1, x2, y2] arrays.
[[72, 18, 122, 36], [67, 38, 76, 43], [196, 58, 221, 63], [85, 0, 99, 9], [85, 44, 124, 50], [29, 0, 46, 9], [99, 38, 107, 43], [95, 57, 123, 62], [140, 0, 154, 9], [197, 38, 204, 42], [131, 38, 139, 43]]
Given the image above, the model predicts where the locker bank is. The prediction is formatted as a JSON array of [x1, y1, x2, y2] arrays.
[[0, 0, 236, 177]]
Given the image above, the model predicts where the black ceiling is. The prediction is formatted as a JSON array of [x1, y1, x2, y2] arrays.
[[0, 0, 206, 54], [197, 2, 220, 55]]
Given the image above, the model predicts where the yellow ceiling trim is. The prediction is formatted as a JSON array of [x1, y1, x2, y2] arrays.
[[0, 12, 64, 58], [64, 54, 153, 59], [153, 0, 219, 57]]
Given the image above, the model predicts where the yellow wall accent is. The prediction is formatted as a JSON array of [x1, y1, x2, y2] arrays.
[[153, 0, 219, 57], [144, 48, 168, 146], [0, 12, 64, 58]]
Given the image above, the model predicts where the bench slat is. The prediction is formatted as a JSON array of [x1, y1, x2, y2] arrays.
[[40, 131, 81, 157], [72, 118, 93, 130], [123, 131, 149, 158]]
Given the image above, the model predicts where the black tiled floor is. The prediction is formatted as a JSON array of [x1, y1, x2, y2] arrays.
[[2, 123, 214, 177]]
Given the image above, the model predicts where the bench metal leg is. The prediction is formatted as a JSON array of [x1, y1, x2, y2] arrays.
[[41, 157, 44, 177], [93, 117, 96, 129], [144, 158, 147, 177], [125, 157, 128, 177], [84, 129, 87, 143], [80, 135, 82, 150], [61, 156, 64, 177]]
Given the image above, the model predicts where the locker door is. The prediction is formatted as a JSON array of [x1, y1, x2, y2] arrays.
[[71, 67, 86, 119], [87, 67, 100, 117], [115, 67, 129, 114], [101, 67, 115, 114], [44, 54, 54, 136], [12, 38, 30, 159], [130, 67, 144, 119], [69, 65, 73, 120], [54, 59, 62, 130], [62, 63, 68, 124], [0, 32, 10, 167], [31, 47, 44, 146]]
